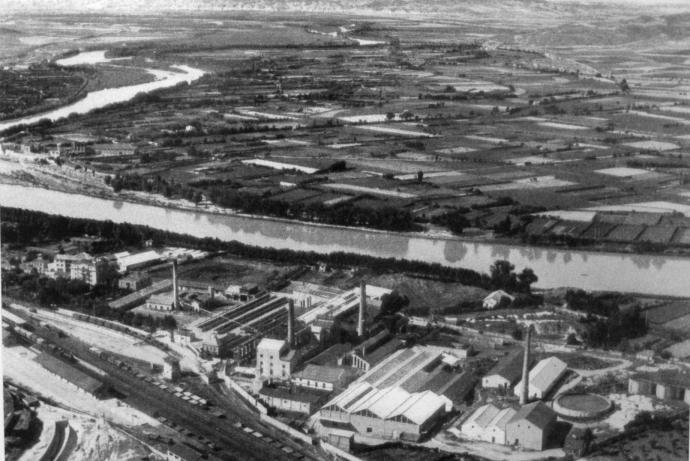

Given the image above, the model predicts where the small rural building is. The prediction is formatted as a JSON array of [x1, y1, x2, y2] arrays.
[[513, 356, 568, 400], [460, 404, 516, 445], [482, 351, 525, 390], [483, 290, 515, 309], [118, 271, 152, 291], [505, 401, 556, 451]]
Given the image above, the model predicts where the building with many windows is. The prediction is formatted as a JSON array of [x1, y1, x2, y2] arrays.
[[256, 338, 297, 381]]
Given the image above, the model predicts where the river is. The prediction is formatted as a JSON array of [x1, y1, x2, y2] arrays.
[[0, 56, 205, 132], [0, 183, 687, 297]]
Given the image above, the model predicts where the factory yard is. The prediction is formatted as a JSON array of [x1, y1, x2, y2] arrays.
[[3, 345, 159, 428], [19, 307, 169, 366]]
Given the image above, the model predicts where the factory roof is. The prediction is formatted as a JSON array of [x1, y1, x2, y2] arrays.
[[294, 365, 346, 384], [508, 401, 556, 429], [115, 250, 162, 270], [485, 350, 526, 384], [259, 385, 326, 404], [148, 293, 175, 306], [516, 356, 568, 393], [462, 403, 516, 432], [467, 404, 501, 428], [491, 407, 518, 431], [56, 252, 93, 261], [35, 353, 102, 394], [257, 338, 287, 353], [307, 343, 352, 366], [631, 370, 690, 389], [328, 382, 450, 425]]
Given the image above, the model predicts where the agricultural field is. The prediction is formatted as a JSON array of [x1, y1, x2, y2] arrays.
[[1, 10, 690, 254]]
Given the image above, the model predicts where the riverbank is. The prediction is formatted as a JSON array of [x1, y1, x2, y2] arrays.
[[0, 64, 205, 133], [3, 181, 690, 296], [2, 157, 688, 262]]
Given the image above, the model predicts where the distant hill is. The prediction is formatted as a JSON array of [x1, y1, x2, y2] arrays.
[[4, 0, 690, 16]]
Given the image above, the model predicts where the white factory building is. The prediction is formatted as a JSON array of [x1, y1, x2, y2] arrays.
[[513, 356, 568, 400], [460, 404, 517, 445], [316, 345, 472, 442], [256, 338, 297, 381]]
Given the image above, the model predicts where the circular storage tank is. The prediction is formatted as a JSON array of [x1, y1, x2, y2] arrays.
[[554, 393, 613, 420]]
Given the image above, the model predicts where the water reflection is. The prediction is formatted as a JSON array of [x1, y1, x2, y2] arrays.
[[1, 183, 688, 296]]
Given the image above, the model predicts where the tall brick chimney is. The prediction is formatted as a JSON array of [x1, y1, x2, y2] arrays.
[[172, 259, 179, 310], [287, 299, 295, 347], [357, 281, 366, 337], [520, 326, 532, 405]]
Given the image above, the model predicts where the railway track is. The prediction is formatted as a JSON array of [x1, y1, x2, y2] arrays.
[[15, 309, 323, 461]]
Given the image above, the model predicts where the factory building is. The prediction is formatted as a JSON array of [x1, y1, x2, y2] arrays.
[[51, 253, 111, 285], [118, 271, 152, 291], [316, 345, 471, 442], [256, 338, 298, 381], [513, 356, 568, 400], [505, 401, 556, 451], [460, 404, 517, 445], [192, 295, 293, 359], [628, 370, 690, 403], [482, 350, 526, 390], [146, 293, 176, 311], [258, 386, 327, 415], [292, 364, 355, 392]]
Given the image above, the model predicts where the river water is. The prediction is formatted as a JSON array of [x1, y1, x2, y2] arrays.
[[0, 61, 205, 132], [0, 184, 686, 296], [0, 52, 686, 296]]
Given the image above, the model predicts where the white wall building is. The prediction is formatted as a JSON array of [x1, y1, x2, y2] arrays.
[[513, 356, 568, 400], [461, 404, 517, 445], [256, 338, 297, 380]]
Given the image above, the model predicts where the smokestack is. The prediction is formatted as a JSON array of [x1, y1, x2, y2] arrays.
[[520, 326, 532, 405], [208, 285, 214, 299], [172, 260, 179, 310], [287, 299, 295, 347], [357, 281, 366, 337]]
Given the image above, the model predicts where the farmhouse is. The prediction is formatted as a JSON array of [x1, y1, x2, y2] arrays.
[[483, 290, 515, 309]]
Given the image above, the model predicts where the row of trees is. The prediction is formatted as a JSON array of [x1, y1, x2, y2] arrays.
[[207, 187, 420, 232], [2, 268, 177, 332], [2, 208, 527, 291]]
